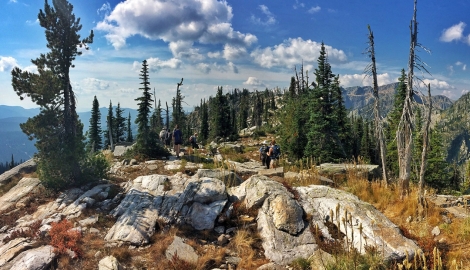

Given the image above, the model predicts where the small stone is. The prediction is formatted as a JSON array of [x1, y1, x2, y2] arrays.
[[431, 226, 441, 237], [406, 216, 412, 223], [214, 226, 225, 234], [95, 250, 102, 258], [226, 227, 237, 234], [217, 234, 229, 245]]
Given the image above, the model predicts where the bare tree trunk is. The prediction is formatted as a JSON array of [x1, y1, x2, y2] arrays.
[[366, 25, 389, 185], [418, 84, 432, 216], [398, 0, 418, 199]]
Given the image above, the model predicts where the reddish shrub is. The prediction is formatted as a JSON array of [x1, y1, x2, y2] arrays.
[[49, 219, 83, 258]]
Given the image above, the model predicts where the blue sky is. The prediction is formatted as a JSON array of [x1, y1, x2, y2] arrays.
[[1, 0, 470, 111]]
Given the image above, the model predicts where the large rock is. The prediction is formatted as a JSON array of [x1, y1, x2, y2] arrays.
[[165, 236, 198, 264], [229, 175, 286, 207], [0, 178, 41, 212], [0, 238, 33, 267], [1, 245, 55, 270], [196, 169, 243, 188], [99, 255, 123, 270], [105, 174, 227, 245], [225, 160, 267, 176], [296, 185, 421, 261], [0, 159, 36, 187], [318, 163, 380, 179]]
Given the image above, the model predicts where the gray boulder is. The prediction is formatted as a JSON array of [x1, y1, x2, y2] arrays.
[[296, 185, 421, 261], [1, 245, 55, 270], [0, 178, 41, 212], [98, 255, 123, 270], [165, 236, 198, 265], [0, 238, 33, 267], [196, 169, 243, 188], [0, 159, 36, 187], [105, 174, 227, 245]]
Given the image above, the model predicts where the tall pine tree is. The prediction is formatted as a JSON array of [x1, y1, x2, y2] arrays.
[[114, 102, 126, 143], [11, 0, 93, 189], [87, 96, 102, 152]]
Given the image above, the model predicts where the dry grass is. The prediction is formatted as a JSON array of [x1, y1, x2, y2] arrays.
[[228, 229, 269, 269]]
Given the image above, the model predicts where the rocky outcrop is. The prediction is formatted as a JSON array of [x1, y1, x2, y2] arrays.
[[0, 245, 55, 270], [0, 177, 41, 212], [0, 159, 37, 187], [297, 185, 421, 261], [318, 163, 380, 179], [98, 255, 123, 270], [105, 173, 227, 245]]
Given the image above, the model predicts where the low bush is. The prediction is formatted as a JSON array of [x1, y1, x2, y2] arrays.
[[49, 219, 83, 258]]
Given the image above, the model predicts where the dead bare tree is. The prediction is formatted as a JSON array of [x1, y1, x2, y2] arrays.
[[364, 25, 388, 185], [417, 83, 432, 215]]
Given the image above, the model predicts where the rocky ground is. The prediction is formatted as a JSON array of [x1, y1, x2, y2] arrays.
[[0, 142, 468, 270]]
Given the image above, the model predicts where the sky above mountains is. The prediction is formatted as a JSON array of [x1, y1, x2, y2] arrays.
[[1, 0, 470, 111]]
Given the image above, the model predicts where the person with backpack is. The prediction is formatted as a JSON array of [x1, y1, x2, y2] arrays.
[[189, 132, 199, 149], [259, 140, 270, 169], [267, 139, 280, 169], [173, 125, 183, 159], [165, 128, 172, 148]]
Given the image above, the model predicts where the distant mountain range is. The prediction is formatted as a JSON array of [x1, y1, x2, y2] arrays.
[[0, 106, 139, 164], [0, 83, 460, 165]]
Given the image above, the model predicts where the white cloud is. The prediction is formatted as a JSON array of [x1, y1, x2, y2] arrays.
[[462, 89, 470, 95], [223, 44, 248, 61], [25, 19, 39, 25], [97, 2, 111, 16], [421, 79, 452, 90], [207, 51, 221, 58], [293, 0, 304, 9], [440, 22, 466, 42], [243, 76, 264, 87], [308, 6, 321, 14], [146, 57, 182, 72], [251, 38, 347, 69], [96, 0, 257, 50], [442, 90, 453, 98], [196, 63, 211, 74], [340, 73, 393, 87], [456, 61, 467, 71], [0, 56, 18, 72], [228, 62, 238, 73], [251, 5, 276, 26], [169, 41, 203, 60]]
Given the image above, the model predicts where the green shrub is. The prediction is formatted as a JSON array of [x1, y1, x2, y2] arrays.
[[80, 152, 110, 182]]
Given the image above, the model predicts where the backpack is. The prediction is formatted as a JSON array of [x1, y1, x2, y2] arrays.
[[260, 145, 268, 157], [272, 145, 280, 159]]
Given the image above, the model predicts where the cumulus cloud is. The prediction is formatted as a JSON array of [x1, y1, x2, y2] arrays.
[[308, 6, 321, 14], [251, 5, 276, 26], [0, 56, 18, 72], [462, 89, 470, 95], [97, 2, 111, 16], [251, 38, 347, 69], [243, 76, 264, 87], [421, 79, 452, 90], [340, 73, 393, 87], [227, 62, 239, 73], [440, 22, 466, 42], [196, 63, 211, 74], [207, 51, 221, 58], [146, 57, 182, 72], [223, 44, 248, 61], [96, 0, 257, 50], [169, 41, 203, 60]]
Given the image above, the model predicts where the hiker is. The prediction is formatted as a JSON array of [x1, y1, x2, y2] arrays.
[[159, 128, 167, 144], [267, 139, 281, 169], [259, 140, 270, 168], [165, 128, 172, 148], [173, 125, 183, 159], [189, 132, 199, 149]]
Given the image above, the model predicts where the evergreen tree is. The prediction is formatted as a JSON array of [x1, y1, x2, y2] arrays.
[[114, 102, 126, 143], [425, 129, 452, 191], [11, 0, 93, 189], [200, 99, 209, 141], [150, 100, 164, 132], [87, 96, 102, 152], [305, 42, 345, 162], [210, 87, 231, 138], [126, 112, 133, 142], [171, 78, 185, 129], [104, 100, 114, 148], [386, 69, 407, 178], [251, 91, 263, 127], [135, 60, 153, 149], [10, 154, 15, 169], [237, 89, 250, 131]]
